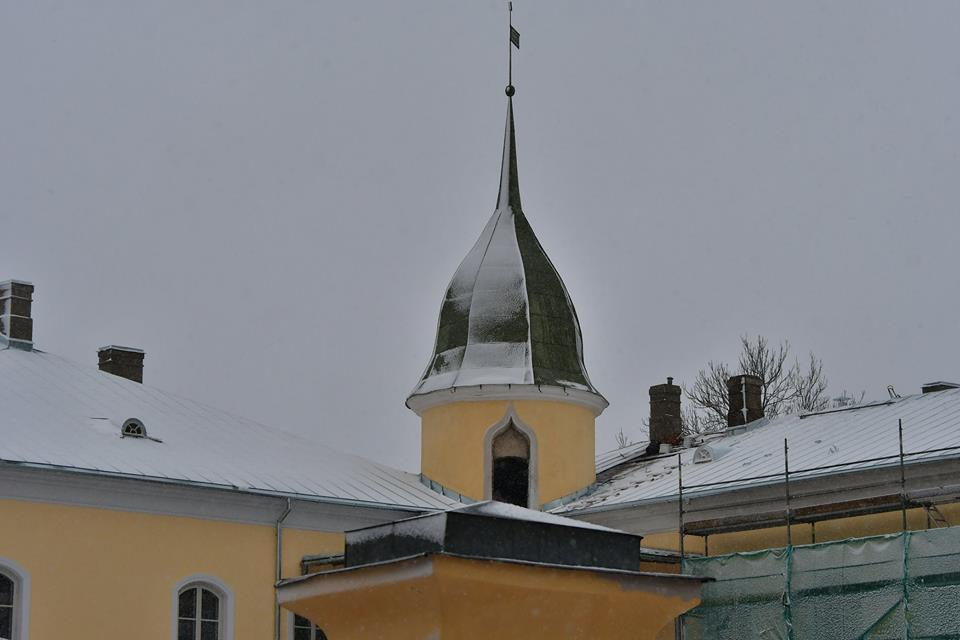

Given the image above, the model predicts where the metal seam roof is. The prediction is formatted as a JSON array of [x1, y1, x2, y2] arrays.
[[408, 96, 602, 402], [562, 388, 960, 514], [0, 347, 455, 511]]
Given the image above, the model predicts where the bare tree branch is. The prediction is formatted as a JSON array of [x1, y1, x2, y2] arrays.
[[683, 360, 731, 432], [684, 335, 834, 429], [788, 351, 830, 413], [739, 335, 793, 416]]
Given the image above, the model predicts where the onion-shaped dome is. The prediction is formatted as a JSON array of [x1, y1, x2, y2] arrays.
[[408, 96, 605, 412]]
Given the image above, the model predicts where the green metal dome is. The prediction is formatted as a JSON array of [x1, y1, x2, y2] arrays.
[[408, 97, 604, 408]]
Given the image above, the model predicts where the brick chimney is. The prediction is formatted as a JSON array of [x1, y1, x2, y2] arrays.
[[727, 374, 763, 427], [98, 345, 145, 383], [0, 280, 34, 350], [647, 377, 682, 455]]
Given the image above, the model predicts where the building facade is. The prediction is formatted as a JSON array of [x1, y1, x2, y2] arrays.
[[2, 79, 959, 639]]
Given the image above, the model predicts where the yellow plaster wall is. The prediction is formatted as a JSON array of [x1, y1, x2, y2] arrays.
[[640, 503, 960, 557], [282, 554, 702, 640], [420, 398, 595, 506], [0, 499, 343, 639]]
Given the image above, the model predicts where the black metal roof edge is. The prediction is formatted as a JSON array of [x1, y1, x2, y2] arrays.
[[277, 550, 709, 588]]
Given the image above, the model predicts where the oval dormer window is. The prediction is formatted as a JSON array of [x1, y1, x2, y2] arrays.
[[121, 418, 146, 438]]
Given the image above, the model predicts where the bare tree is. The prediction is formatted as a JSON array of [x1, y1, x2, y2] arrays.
[[685, 335, 831, 430], [614, 427, 632, 449], [738, 335, 793, 415], [684, 360, 733, 432], [786, 352, 830, 414], [832, 389, 866, 409], [680, 404, 719, 437]]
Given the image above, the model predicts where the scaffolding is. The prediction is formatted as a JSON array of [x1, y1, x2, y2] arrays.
[[676, 420, 960, 550], [681, 526, 960, 639], [675, 419, 960, 638]]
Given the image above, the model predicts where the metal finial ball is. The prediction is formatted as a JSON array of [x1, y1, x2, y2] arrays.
[[505, 84, 515, 96]]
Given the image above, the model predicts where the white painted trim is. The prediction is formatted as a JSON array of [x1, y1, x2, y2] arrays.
[[0, 557, 30, 640], [172, 574, 235, 640], [277, 557, 435, 605], [286, 611, 328, 640], [0, 465, 428, 532], [562, 457, 960, 535], [482, 404, 539, 508], [407, 383, 608, 416]]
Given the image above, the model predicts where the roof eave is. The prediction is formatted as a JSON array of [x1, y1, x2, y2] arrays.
[[406, 383, 608, 417]]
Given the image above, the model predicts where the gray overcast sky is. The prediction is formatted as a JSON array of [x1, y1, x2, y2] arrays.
[[2, 1, 958, 470]]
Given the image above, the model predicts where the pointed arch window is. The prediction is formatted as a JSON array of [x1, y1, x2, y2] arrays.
[[491, 423, 531, 507]]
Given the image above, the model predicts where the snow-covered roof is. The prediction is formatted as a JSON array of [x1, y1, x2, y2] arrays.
[[408, 96, 604, 407], [448, 500, 618, 532], [595, 440, 650, 475], [0, 346, 455, 511], [559, 389, 960, 514]]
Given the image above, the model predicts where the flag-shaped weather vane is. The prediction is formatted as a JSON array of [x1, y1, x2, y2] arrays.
[[507, 2, 520, 96]]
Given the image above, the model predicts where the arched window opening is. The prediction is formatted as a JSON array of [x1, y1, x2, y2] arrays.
[[293, 614, 327, 640], [177, 585, 221, 640], [121, 418, 146, 438], [0, 571, 15, 640], [491, 423, 530, 507]]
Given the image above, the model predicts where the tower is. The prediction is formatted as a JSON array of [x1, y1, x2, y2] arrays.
[[407, 79, 607, 509]]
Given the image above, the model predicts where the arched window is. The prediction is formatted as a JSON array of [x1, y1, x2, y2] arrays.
[[173, 577, 232, 640], [0, 559, 29, 640], [0, 571, 14, 640], [293, 614, 327, 640], [491, 423, 531, 507]]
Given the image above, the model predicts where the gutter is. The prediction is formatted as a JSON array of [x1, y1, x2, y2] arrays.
[[0, 458, 449, 512], [274, 498, 293, 640], [559, 452, 960, 518]]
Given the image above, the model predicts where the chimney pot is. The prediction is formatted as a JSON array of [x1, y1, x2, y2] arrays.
[[98, 345, 145, 383], [647, 377, 682, 455], [0, 279, 34, 350], [922, 381, 960, 394], [727, 374, 763, 427]]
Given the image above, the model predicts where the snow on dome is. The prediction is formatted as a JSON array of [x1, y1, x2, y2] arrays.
[[408, 96, 603, 405]]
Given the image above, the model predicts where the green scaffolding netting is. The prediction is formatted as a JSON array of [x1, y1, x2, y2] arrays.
[[681, 526, 960, 639]]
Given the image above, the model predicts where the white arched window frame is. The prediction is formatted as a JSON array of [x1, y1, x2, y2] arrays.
[[482, 404, 539, 508], [0, 557, 31, 640], [287, 611, 328, 640], [171, 575, 234, 640]]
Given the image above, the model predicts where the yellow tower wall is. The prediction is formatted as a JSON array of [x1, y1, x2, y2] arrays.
[[420, 398, 596, 506], [0, 499, 343, 640]]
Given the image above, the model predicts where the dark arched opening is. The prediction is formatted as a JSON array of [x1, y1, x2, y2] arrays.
[[491, 424, 530, 507]]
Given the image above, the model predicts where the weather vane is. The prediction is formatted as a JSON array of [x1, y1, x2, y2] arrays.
[[507, 2, 520, 96]]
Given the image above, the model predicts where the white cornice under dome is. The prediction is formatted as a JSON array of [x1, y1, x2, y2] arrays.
[[405, 383, 609, 417]]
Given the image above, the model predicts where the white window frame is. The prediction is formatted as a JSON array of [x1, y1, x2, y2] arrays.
[[287, 611, 327, 640], [171, 575, 234, 640], [482, 404, 539, 508], [0, 557, 31, 640]]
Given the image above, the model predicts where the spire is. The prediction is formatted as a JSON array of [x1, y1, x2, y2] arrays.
[[499, 2, 521, 210], [496, 97, 522, 211], [405, 10, 606, 416]]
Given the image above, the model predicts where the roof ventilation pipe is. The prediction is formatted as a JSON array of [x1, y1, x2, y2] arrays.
[[726, 374, 763, 428]]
